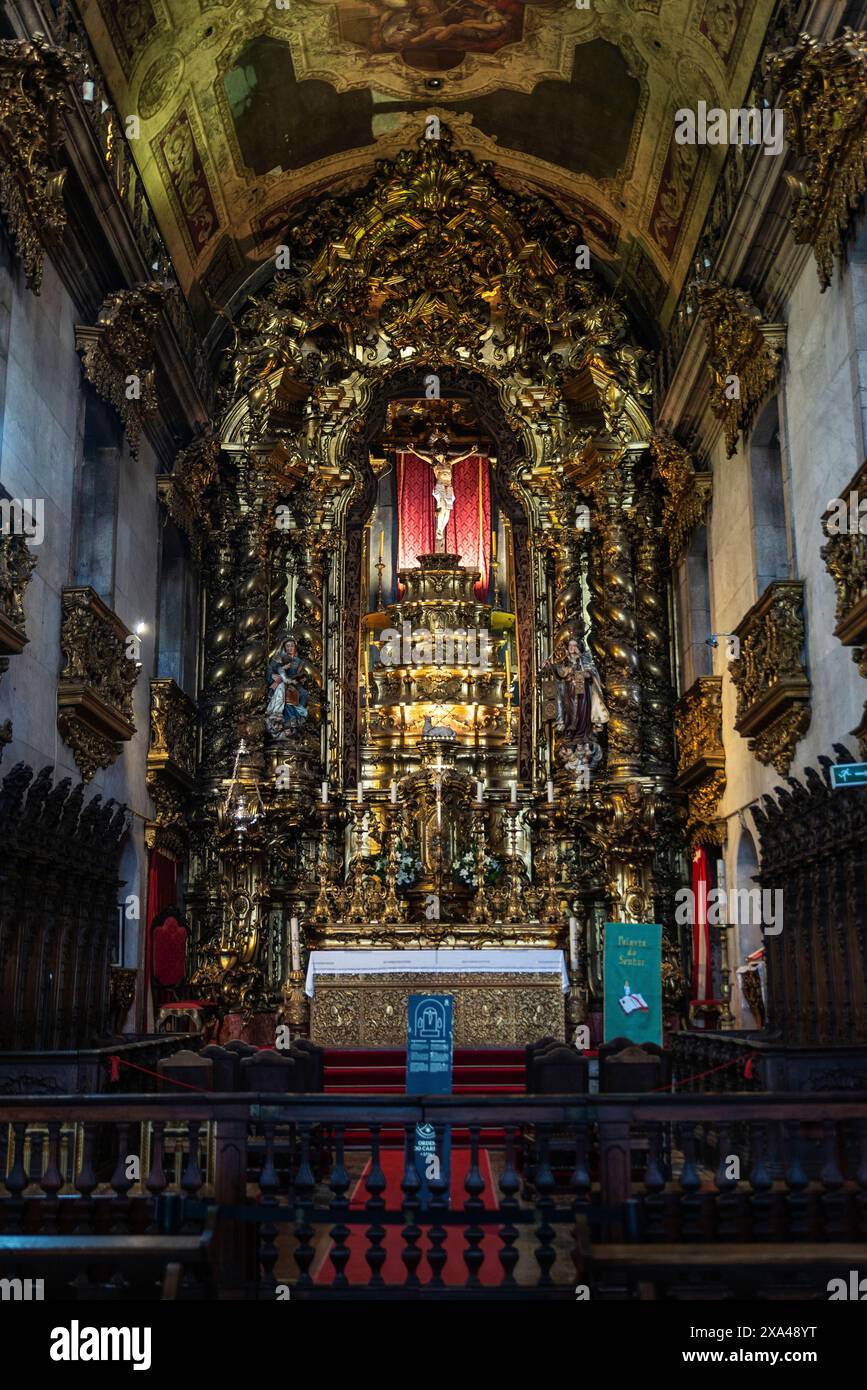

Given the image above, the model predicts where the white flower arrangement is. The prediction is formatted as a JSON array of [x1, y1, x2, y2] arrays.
[[374, 845, 422, 889], [453, 848, 501, 890]]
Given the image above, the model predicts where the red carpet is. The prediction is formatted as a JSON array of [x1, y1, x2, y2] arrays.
[[323, 1046, 526, 1148], [314, 1148, 504, 1287]]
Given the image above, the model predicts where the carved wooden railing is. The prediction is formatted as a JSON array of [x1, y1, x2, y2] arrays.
[[1, 1091, 866, 1298], [730, 580, 811, 775]]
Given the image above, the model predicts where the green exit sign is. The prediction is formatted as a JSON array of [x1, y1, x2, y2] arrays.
[[831, 763, 867, 789]]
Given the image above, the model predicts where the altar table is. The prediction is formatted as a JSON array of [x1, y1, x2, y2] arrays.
[[306, 949, 568, 1046]]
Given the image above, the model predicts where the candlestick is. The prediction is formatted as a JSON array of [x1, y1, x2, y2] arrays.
[[290, 915, 301, 972], [569, 915, 579, 974], [505, 641, 511, 694], [378, 527, 384, 562]]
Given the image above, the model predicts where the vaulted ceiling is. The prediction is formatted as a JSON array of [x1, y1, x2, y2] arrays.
[[79, 0, 778, 338]]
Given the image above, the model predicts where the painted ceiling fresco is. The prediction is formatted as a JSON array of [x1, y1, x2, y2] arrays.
[[79, 0, 777, 334]]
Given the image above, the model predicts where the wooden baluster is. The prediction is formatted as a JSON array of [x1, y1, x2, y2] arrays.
[[855, 1118, 867, 1241], [678, 1122, 702, 1240], [180, 1120, 203, 1197], [569, 1120, 591, 1217], [41, 1120, 63, 1235], [145, 1119, 167, 1232], [109, 1121, 133, 1236], [400, 1124, 422, 1289], [74, 1121, 97, 1234], [426, 1123, 449, 1289], [327, 1125, 351, 1289], [363, 1124, 387, 1288], [257, 1122, 279, 1292], [714, 1123, 739, 1241], [498, 1124, 520, 1286], [784, 1119, 810, 1242], [748, 1121, 773, 1240], [533, 1125, 556, 1287], [293, 1122, 316, 1290], [462, 1123, 485, 1288], [819, 1118, 846, 1239], [4, 1122, 27, 1234], [644, 1122, 666, 1240]]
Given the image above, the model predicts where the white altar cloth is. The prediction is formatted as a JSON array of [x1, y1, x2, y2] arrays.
[[305, 948, 569, 997]]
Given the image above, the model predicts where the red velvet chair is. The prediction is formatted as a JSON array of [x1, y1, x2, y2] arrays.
[[151, 907, 216, 1034]]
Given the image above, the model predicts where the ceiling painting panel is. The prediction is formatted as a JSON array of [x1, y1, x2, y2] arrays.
[[78, 0, 777, 333]]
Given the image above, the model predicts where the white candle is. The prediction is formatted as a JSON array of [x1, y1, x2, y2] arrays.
[[357, 782, 364, 804], [475, 779, 485, 803], [390, 780, 398, 804], [509, 780, 517, 804], [569, 915, 578, 974], [290, 916, 301, 972], [321, 780, 329, 804], [546, 780, 554, 804]]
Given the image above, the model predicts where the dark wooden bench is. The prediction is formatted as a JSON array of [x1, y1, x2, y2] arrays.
[[575, 1216, 867, 1299], [0, 1211, 216, 1300]]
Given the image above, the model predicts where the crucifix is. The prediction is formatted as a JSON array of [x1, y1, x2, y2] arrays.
[[413, 428, 481, 553]]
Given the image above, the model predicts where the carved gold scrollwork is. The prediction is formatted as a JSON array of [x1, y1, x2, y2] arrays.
[[0, 34, 73, 292], [729, 580, 811, 775], [675, 677, 726, 847], [696, 282, 785, 458], [0, 526, 36, 752], [648, 431, 712, 562], [75, 283, 167, 450], [57, 587, 138, 782], [146, 677, 197, 854], [767, 27, 867, 291], [821, 458, 867, 755], [158, 434, 221, 564]]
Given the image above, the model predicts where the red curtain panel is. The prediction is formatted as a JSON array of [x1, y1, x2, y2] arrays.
[[691, 846, 712, 1001], [145, 849, 178, 1029]]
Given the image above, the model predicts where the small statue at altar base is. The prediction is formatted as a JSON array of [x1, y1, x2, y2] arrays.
[[543, 636, 608, 777]]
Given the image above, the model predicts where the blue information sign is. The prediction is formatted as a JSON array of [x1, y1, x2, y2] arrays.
[[407, 994, 453, 1207]]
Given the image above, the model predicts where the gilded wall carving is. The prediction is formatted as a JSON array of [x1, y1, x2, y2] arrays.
[[821, 458, 867, 756], [57, 587, 139, 782], [0, 34, 73, 292], [696, 282, 785, 458], [730, 580, 811, 775], [76, 283, 167, 450], [675, 676, 726, 846], [768, 26, 867, 290]]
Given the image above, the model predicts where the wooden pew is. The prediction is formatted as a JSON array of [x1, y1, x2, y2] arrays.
[[0, 1210, 216, 1300], [575, 1216, 867, 1298]]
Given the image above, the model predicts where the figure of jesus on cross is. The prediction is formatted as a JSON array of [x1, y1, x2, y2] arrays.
[[414, 427, 479, 553]]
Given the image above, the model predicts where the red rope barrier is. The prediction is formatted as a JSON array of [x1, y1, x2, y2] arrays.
[[108, 1055, 214, 1092], [656, 1052, 759, 1092]]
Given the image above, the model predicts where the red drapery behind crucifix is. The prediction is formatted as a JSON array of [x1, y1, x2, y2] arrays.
[[396, 450, 491, 597]]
